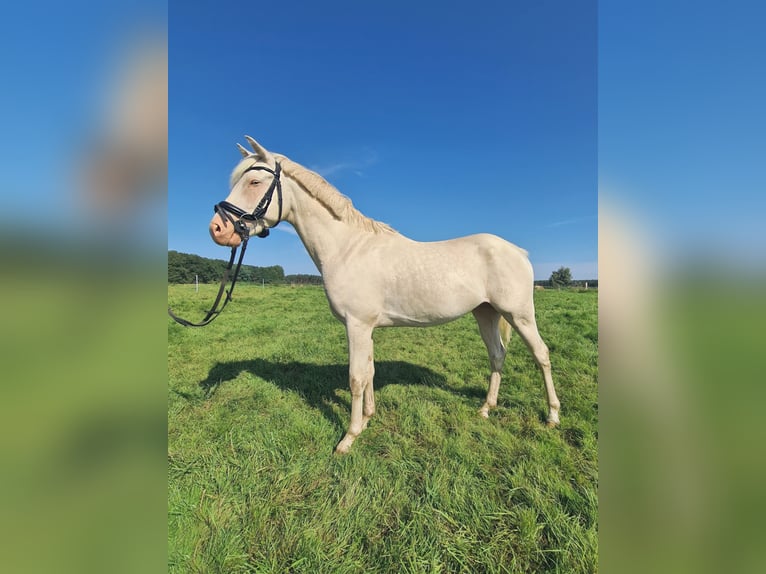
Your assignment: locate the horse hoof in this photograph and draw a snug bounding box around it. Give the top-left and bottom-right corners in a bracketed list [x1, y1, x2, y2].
[478, 408, 490, 419]
[335, 435, 355, 454]
[546, 418, 559, 428]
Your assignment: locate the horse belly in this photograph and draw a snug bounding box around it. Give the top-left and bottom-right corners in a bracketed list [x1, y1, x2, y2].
[324, 233, 528, 328]
[378, 248, 488, 327]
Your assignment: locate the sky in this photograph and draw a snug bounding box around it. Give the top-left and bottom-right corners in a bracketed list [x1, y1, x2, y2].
[599, 0, 766, 270]
[0, 2, 166, 216]
[168, 1, 598, 280]
[0, 1, 761, 279]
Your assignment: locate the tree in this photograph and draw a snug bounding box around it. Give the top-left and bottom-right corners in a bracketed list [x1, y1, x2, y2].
[167, 250, 284, 284]
[285, 274, 323, 285]
[550, 266, 572, 289]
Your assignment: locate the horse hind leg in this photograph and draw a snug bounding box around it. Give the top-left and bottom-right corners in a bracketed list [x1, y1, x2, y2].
[503, 309, 561, 426]
[472, 304, 510, 418]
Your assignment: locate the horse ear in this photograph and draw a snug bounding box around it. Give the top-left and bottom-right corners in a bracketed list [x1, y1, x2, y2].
[236, 143, 250, 158]
[244, 135, 273, 162]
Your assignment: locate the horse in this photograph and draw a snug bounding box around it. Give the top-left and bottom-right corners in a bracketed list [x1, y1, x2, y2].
[209, 136, 560, 453]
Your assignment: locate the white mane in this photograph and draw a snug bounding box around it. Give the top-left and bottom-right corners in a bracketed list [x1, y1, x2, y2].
[278, 156, 397, 235]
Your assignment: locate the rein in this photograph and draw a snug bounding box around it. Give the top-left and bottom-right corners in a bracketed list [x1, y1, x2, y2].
[167, 161, 282, 327]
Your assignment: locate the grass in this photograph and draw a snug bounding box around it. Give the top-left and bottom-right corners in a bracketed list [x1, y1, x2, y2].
[168, 284, 598, 573]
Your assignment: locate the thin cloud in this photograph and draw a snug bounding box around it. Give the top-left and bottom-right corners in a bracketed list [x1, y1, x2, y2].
[312, 161, 355, 177]
[310, 148, 379, 178]
[547, 215, 597, 228]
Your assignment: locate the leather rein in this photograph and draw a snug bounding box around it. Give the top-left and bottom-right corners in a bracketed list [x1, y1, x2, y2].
[167, 161, 282, 327]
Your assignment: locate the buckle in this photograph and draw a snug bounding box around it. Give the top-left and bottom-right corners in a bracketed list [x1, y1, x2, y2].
[233, 219, 250, 239]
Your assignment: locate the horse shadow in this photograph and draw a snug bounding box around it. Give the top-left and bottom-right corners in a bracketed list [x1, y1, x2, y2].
[198, 359, 488, 430]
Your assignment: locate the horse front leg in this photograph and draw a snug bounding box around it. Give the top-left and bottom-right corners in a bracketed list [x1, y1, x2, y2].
[336, 320, 375, 454]
[363, 375, 375, 424]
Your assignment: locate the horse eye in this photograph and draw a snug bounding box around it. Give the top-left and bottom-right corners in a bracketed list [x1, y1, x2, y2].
[250, 179, 259, 185]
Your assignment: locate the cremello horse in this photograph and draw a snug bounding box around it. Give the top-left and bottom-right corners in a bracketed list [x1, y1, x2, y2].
[209, 137, 560, 453]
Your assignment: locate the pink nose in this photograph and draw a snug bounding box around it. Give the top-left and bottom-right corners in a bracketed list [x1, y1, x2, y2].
[209, 213, 242, 247]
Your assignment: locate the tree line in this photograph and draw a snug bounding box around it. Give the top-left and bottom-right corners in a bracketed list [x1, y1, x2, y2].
[170, 254, 594, 289]
[168, 251, 314, 284]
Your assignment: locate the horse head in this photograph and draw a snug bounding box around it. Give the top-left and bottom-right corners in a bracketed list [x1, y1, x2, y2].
[209, 136, 283, 246]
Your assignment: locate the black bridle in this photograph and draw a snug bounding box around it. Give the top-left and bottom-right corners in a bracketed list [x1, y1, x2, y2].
[167, 161, 283, 327]
[214, 162, 283, 241]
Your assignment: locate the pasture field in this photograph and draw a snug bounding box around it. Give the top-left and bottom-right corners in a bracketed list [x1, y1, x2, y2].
[168, 285, 598, 573]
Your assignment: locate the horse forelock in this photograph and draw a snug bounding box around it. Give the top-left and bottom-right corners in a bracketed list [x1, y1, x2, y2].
[229, 156, 265, 188]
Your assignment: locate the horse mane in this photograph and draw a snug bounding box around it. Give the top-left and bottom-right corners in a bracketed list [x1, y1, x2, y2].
[276, 155, 397, 235]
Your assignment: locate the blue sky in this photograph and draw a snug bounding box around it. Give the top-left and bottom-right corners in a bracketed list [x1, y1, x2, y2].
[599, 0, 766, 269]
[1, 2, 762, 279]
[168, 1, 598, 279]
[0, 2, 166, 216]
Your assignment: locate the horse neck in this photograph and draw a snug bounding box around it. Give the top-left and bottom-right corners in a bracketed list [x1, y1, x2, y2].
[282, 178, 365, 274]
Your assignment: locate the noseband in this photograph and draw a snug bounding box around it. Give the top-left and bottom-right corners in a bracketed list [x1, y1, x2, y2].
[167, 161, 283, 327]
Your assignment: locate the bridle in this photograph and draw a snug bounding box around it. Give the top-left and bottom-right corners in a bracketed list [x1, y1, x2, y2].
[167, 161, 283, 327]
[214, 161, 283, 241]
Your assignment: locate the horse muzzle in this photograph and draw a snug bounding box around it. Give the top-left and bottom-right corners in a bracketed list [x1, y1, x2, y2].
[209, 212, 243, 247]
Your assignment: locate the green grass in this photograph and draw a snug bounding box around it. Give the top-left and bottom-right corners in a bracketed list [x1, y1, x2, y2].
[168, 285, 598, 573]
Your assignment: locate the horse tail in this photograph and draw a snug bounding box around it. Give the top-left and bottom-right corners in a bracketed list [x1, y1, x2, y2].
[499, 316, 512, 348]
